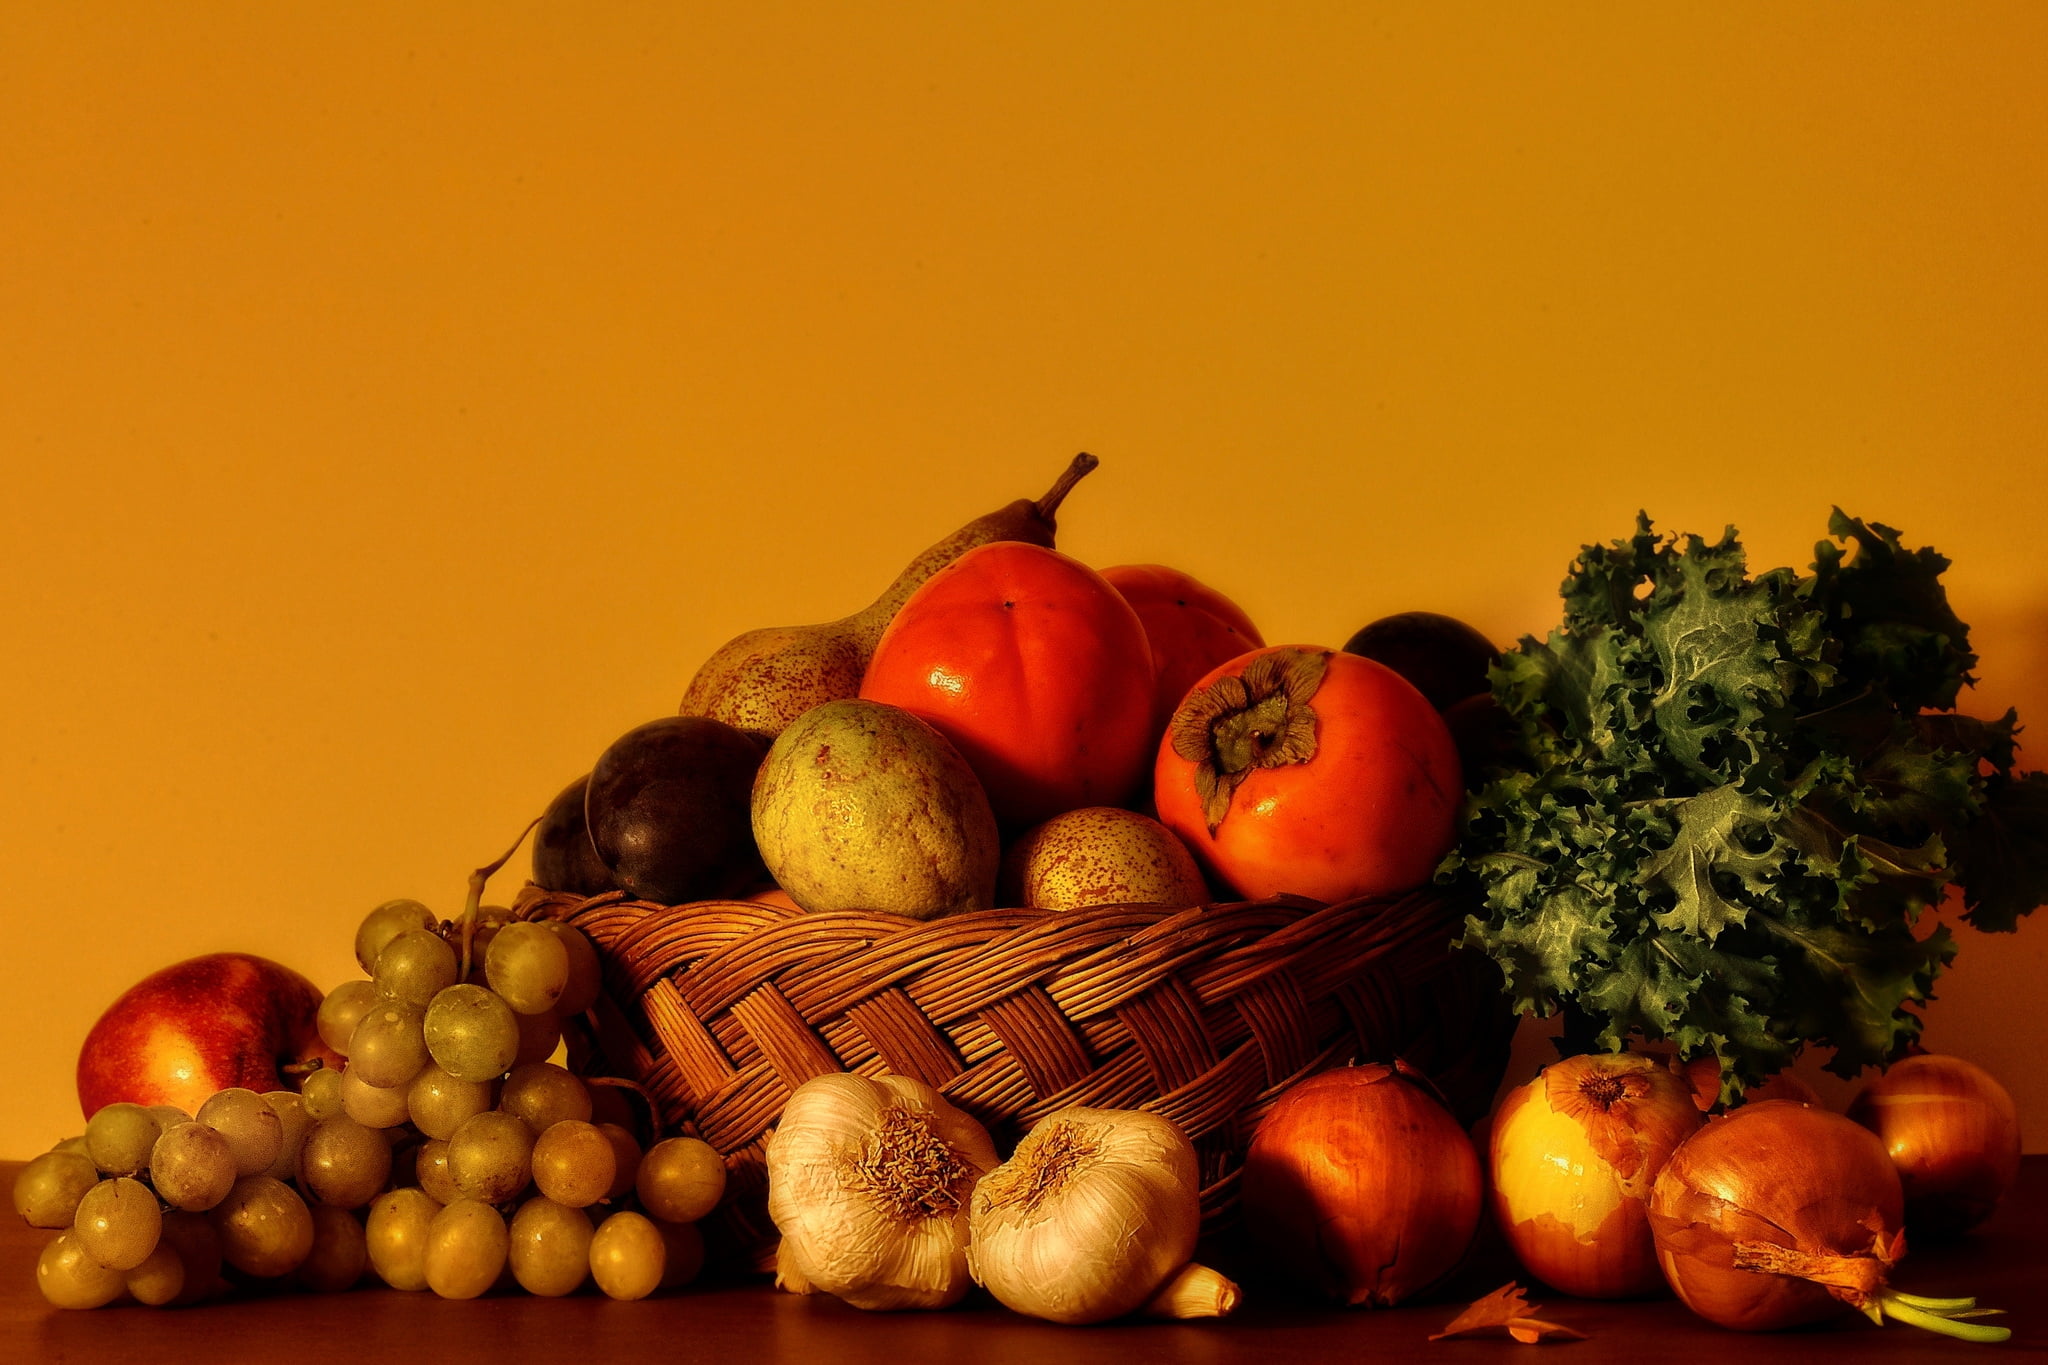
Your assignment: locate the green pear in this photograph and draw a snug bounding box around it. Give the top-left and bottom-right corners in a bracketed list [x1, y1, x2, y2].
[680, 453, 1097, 737]
[751, 699, 999, 920]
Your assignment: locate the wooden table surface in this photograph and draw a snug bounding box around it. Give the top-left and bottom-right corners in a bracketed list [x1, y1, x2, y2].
[3, 1157, 2041, 1363]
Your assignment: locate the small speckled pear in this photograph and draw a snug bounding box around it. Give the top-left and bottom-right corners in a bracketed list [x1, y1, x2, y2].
[680, 453, 1098, 737]
[751, 698, 1001, 920]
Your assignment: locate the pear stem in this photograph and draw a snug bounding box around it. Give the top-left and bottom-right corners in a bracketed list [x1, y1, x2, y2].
[1035, 452, 1099, 522]
[458, 815, 543, 981]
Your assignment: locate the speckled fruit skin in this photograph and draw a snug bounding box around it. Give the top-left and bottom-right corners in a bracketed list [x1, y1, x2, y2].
[997, 806, 1210, 910]
[76, 953, 342, 1119]
[750, 698, 1001, 919]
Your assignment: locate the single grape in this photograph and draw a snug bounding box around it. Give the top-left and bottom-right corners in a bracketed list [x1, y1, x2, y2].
[595, 1123, 643, 1201]
[486, 922, 571, 1015]
[423, 984, 519, 1083]
[658, 1218, 706, 1289]
[529, 1120, 615, 1208]
[499, 1063, 592, 1135]
[261, 1090, 314, 1181]
[150, 1120, 237, 1212]
[588, 1081, 646, 1135]
[408, 1064, 495, 1142]
[196, 1088, 284, 1178]
[317, 979, 381, 1056]
[588, 1209, 666, 1300]
[339, 1067, 414, 1129]
[84, 1101, 162, 1176]
[297, 1115, 394, 1208]
[147, 1104, 194, 1131]
[346, 1000, 431, 1090]
[415, 1139, 462, 1205]
[423, 1199, 508, 1300]
[512, 1008, 564, 1068]
[508, 1196, 593, 1297]
[36, 1230, 127, 1309]
[301, 1067, 347, 1120]
[448, 1111, 534, 1205]
[544, 921, 605, 1018]
[636, 1136, 726, 1224]
[297, 1204, 370, 1292]
[459, 906, 519, 986]
[365, 1187, 442, 1291]
[13, 1149, 100, 1228]
[209, 1176, 315, 1277]
[124, 1240, 187, 1306]
[355, 898, 438, 974]
[375, 928, 459, 1008]
[158, 1209, 223, 1305]
[73, 1175, 163, 1270]
[51, 1135, 92, 1158]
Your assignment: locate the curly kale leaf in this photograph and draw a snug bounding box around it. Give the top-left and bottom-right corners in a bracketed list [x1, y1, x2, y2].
[1442, 511, 2044, 1102]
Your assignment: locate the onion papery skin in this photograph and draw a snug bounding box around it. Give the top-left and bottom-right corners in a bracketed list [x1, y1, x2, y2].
[1648, 1100, 1905, 1333]
[1847, 1054, 2022, 1239]
[1490, 1053, 1703, 1299]
[1240, 1064, 1483, 1308]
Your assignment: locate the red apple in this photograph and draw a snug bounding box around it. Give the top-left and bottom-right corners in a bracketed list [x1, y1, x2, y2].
[1099, 564, 1265, 733]
[76, 952, 344, 1119]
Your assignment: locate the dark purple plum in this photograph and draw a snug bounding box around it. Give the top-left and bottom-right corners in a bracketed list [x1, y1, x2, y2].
[1341, 611, 1501, 713]
[530, 774, 617, 898]
[585, 716, 771, 905]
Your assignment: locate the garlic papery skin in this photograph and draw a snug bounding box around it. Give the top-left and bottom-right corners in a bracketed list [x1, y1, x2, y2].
[765, 1072, 998, 1311]
[966, 1106, 1202, 1325]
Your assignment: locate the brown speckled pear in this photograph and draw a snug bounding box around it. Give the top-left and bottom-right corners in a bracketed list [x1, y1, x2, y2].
[680, 453, 1099, 737]
[751, 698, 1001, 919]
[996, 806, 1211, 911]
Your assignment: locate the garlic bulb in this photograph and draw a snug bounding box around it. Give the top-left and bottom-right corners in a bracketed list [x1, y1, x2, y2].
[765, 1072, 998, 1310]
[967, 1106, 1207, 1324]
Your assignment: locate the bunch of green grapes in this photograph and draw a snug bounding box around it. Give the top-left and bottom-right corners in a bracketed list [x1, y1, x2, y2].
[17, 898, 728, 1307]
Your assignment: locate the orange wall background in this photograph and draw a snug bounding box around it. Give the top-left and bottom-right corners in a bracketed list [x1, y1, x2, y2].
[5, 5, 2046, 1156]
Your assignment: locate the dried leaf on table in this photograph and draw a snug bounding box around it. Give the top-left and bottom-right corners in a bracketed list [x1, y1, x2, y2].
[1430, 1281, 1587, 1344]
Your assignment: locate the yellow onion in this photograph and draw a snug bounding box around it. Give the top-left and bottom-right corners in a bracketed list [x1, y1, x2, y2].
[1648, 1100, 2007, 1342]
[1489, 1052, 1702, 1298]
[1847, 1053, 2022, 1238]
[1240, 1064, 1482, 1307]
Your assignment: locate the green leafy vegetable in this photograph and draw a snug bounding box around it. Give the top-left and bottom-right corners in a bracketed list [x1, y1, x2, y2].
[1440, 510, 2048, 1101]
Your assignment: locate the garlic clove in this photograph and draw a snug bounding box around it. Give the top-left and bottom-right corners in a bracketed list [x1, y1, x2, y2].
[1141, 1262, 1242, 1319]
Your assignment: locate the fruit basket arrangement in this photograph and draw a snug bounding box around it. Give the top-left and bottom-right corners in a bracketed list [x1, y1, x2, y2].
[514, 884, 1516, 1263]
[21, 454, 2045, 1340]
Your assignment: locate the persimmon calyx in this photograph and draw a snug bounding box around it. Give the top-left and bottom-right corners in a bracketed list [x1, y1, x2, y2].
[1169, 647, 1328, 833]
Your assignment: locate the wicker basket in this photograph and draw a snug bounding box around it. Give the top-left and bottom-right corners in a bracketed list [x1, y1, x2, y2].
[514, 885, 1515, 1265]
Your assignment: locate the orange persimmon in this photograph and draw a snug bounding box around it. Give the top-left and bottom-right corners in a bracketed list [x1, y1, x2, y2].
[860, 542, 1156, 829]
[1153, 645, 1461, 902]
[1099, 563, 1265, 736]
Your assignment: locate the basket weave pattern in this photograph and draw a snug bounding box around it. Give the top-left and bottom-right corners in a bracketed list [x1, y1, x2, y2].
[516, 886, 1513, 1259]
